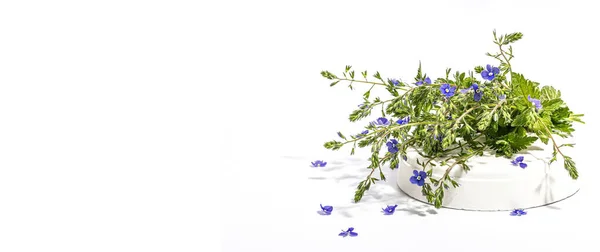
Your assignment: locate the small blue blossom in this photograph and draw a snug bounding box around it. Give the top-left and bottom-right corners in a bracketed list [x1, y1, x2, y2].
[460, 88, 469, 94]
[435, 134, 444, 142]
[471, 83, 483, 102]
[446, 114, 453, 120]
[510, 209, 527, 216]
[410, 170, 427, 187]
[481, 64, 500, 81]
[386, 139, 399, 153]
[498, 94, 506, 100]
[416, 77, 432, 86]
[439, 83, 457, 98]
[339, 227, 358, 237]
[528, 95, 542, 110]
[371, 117, 390, 126]
[390, 78, 400, 86]
[382, 204, 398, 215]
[355, 130, 369, 138]
[396, 116, 410, 125]
[311, 160, 327, 167]
[511, 156, 527, 168]
[318, 204, 333, 215]
[402, 155, 408, 161]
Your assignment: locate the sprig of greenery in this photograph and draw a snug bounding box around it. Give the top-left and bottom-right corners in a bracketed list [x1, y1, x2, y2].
[321, 31, 584, 207]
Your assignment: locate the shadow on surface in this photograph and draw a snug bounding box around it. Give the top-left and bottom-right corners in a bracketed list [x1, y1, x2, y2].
[299, 155, 438, 218]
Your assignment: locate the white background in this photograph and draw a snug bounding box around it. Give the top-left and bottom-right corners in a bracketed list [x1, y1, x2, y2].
[0, 0, 598, 252]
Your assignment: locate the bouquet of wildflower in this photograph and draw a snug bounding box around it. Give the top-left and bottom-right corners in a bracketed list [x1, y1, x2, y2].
[321, 31, 584, 208]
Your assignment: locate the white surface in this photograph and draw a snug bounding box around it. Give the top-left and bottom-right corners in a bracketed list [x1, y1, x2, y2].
[216, 1, 600, 252]
[397, 140, 579, 210]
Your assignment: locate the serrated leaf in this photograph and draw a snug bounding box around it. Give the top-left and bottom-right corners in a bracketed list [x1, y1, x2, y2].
[540, 86, 561, 100]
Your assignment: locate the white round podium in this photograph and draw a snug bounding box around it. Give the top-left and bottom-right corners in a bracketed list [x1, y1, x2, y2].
[396, 140, 580, 211]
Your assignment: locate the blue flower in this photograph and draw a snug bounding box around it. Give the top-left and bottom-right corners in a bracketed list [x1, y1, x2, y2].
[311, 160, 327, 167]
[471, 83, 483, 102]
[511, 156, 527, 168]
[390, 78, 400, 86]
[510, 209, 527, 216]
[435, 134, 444, 142]
[371, 117, 390, 126]
[355, 130, 369, 138]
[386, 139, 399, 153]
[410, 170, 427, 187]
[528, 95, 542, 110]
[481, 64, 500, 81]
[416, 77, 432, 86]
[339, 227, 358, 237]
[396, 116, 410, 125]
[318, 204, 333, 215]
[459, 88, 469, 94]
[446, 114, 453, 120]
[382, 204, 398, 215]
[498, 94, 506, 100]
[439, 83, 456, 98]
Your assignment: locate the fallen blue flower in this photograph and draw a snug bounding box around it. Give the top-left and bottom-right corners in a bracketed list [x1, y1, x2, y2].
[339, 227, 358, 237]
[511, 156, 527, 168]
[382, 204, 398, 215]
[311, 160, 327, 167]
[510, 209, 527, 216]
[318, 204, 333, 215]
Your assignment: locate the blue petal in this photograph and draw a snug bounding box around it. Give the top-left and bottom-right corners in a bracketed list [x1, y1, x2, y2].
[492, 67, 500, 74]
[486, 64, 492, 72]
[471, 83, 479, 90]
[474, 92, 482, 102]
[321, 162, 327, 167]
[349, 231, 358, 237]
[415, 81, 423, 86]
[417, 178, 425, 187]
[346, 227, 354, 232]
[516, 156, 524, 162]
[481, 71, 490, 80]
[511, 160, 518, 165]
[409, 176, 418, 185]
[419, 171, 428, 178]
[311, 162, 316, 167]
[412, 170, 419, 176]
[339, 231, 348, 237]
[425, 77, 432, 84]
[519, 163, 527, 169]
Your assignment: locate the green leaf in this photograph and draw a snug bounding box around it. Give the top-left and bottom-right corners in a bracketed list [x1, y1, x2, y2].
[474, 66, 484, 73]
[511, 72, 540, 99]
[540, 86, 561, 100]
[541, 98, 563, 113]
[477, 113, 493, 131]
[330, 80, 340, 87]
[564, 156, 578, 179]
[511, 110, 535, 127]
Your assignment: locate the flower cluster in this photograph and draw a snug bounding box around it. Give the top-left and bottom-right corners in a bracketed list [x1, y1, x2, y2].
[321, 31, 583, 209]
[511, 156, 527, 168]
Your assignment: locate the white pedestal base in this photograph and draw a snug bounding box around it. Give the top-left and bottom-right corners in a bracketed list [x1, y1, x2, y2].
[396, 141, 579, 211]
